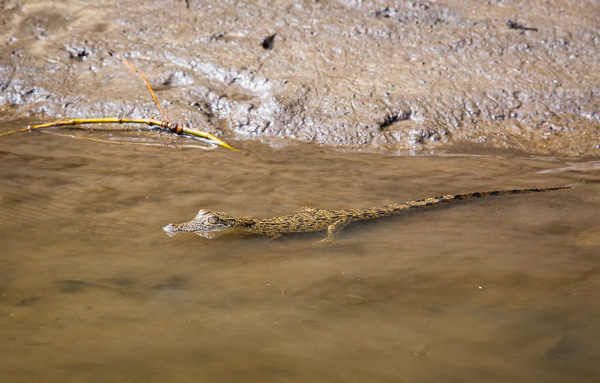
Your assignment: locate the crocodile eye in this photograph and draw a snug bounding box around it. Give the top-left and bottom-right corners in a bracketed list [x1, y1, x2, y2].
[207, 216, 219, 224]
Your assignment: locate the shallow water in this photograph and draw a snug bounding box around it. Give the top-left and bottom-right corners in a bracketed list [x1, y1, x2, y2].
[1, 123, 599, 382]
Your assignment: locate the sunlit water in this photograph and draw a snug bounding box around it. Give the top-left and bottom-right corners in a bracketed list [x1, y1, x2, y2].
[1, 123, 599, 382]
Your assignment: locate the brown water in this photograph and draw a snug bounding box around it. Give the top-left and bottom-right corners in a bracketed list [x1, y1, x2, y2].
[1, 123, 599, 382]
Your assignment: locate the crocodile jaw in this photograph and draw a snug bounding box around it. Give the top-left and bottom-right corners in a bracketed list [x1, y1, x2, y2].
[163, 209, 236, 237]
[162, 224, 226, 239]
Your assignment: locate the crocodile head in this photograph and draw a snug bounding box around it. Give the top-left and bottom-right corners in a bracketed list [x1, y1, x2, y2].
[163, 209, 237, 238]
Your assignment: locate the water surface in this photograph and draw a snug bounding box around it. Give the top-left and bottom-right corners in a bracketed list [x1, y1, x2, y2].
[1, 124, 599, 382]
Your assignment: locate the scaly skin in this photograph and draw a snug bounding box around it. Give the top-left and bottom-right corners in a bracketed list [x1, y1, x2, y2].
[163, 186, 571, 241]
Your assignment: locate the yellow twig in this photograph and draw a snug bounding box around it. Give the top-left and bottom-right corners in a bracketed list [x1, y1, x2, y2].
[0, 118, 238, 151]
[0, 126, 30, 137]
[0, 51, 239, 151]
[108, 51, 171, 123]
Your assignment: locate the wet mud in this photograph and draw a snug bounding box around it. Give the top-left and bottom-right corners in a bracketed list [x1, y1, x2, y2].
[1, 0, 599, 156]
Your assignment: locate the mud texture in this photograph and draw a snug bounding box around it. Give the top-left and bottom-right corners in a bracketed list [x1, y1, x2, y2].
[1, 0, 599, 156]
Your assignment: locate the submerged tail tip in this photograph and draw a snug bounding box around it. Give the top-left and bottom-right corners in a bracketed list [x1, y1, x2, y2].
[529, 185, 572, 192]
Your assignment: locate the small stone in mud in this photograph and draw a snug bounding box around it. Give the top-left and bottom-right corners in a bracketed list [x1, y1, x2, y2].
[261, 33, 276, 50]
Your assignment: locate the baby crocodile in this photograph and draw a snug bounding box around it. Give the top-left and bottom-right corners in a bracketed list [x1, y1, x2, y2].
[163, 186, 571, 242]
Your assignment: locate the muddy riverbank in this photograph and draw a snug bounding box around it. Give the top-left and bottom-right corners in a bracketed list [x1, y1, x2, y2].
[1, 0, 599, 156]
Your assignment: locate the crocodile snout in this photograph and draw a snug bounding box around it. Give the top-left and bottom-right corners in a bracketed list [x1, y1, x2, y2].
[162, 223, 178, 233]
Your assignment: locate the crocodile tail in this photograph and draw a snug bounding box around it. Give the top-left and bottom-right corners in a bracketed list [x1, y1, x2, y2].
[383, 185, 573, 214]
[442, 186, 572, 203]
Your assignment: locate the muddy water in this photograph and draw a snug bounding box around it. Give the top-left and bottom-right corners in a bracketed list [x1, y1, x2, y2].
[1, 123, 599, 382]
